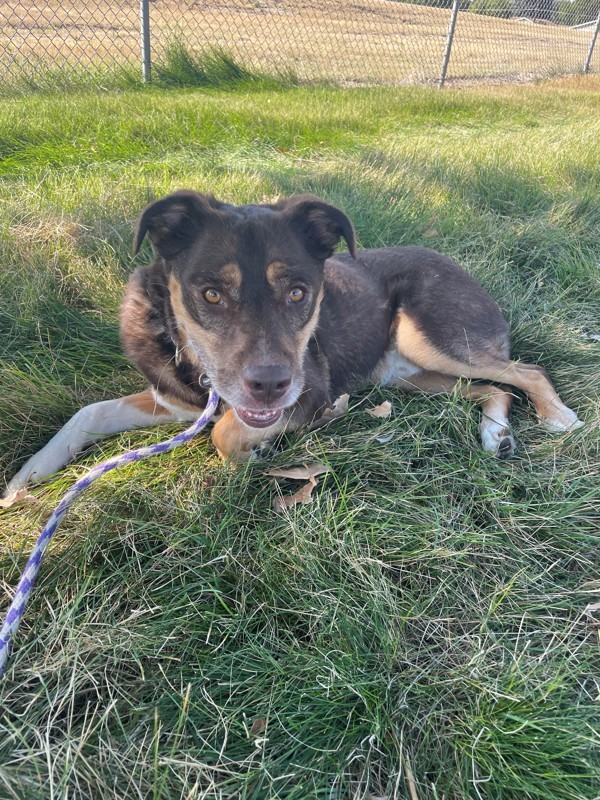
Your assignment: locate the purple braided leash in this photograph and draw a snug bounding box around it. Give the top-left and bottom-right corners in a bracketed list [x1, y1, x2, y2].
[0, 387, 219, 677]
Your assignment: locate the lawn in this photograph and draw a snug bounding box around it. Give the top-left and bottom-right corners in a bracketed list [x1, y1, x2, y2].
[0, 75, 599, 799]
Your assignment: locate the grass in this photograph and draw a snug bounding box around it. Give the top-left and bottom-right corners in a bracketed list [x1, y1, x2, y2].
[152, 43, 301, 90]
[0, 46, 301, 97]
[0, 74, 599, 799]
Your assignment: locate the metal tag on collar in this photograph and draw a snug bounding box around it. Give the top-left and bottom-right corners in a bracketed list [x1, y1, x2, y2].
[199, 373, 212, 389]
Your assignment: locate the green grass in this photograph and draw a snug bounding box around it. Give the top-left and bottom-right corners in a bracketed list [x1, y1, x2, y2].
[153, 43, 301, 91]
[0, 47, 301, 98]
[0, 75, 599, 799]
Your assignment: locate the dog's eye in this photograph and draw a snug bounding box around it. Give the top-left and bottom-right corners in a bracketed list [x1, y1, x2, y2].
[203, 289, 222, 305]
[288, 288, 304, 303]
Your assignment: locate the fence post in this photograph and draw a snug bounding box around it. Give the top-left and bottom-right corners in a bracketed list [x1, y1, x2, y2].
[439, 0, 461, 88]
[583, 9, 600, 73]
[140, 0, 152, 82]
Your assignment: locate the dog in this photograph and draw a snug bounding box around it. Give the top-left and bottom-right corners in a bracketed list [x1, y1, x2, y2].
[3, 190, 583, 502]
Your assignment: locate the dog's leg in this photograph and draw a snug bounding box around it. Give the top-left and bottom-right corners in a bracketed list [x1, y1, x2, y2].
[466, 383, 515, 458]
[417, 361, 582, 433]
[396, 371, 516, 457]
[476, 361, 583, 433]
[3, 391, 199, 501]
[394, 312, 583, 434]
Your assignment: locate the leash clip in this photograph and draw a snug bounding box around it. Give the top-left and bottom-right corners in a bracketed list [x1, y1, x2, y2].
[199, 373, 212, 389]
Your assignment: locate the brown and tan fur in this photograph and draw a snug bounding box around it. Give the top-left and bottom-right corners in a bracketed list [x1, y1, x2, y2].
[3, 191, 582, 502]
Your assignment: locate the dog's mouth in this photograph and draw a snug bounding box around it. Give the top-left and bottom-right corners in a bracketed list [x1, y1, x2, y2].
[234, 407, 283, 429]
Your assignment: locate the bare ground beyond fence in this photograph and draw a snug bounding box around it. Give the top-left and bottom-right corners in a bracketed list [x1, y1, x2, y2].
[1, 0, 599, 88]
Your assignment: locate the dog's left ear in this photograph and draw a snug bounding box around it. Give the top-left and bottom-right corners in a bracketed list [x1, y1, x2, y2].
[280, 196, 356, 260]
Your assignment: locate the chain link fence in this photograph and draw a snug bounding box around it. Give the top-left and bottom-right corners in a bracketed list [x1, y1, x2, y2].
[1, 0, 599, 89]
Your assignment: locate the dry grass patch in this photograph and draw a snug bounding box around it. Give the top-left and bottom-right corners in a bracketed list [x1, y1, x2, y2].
[1, 0, 598, 87]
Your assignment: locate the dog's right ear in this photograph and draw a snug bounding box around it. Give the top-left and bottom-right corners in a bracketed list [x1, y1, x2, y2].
[132, 190, 220, 258]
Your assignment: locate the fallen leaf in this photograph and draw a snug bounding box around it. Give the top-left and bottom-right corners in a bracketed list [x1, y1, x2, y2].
[250, 718, 267, 736]
[366, 400, 393, 418]
[584, 600, 600, 614]
[267, 462, 331, 481]
[273, 480, 316, 512]
[583, 333, 600, 342]
[0, 488, 34, 508]
[310, 393, 349, 428]
[331, 393, 349, 414]
[375, 432, 395, 444]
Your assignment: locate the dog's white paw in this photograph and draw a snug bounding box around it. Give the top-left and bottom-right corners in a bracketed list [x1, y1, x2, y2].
[3, 424, 84, 500]
[0, 487, 34, 509]
[4, 465, 34, 499]
[481, 416, 516, 459]
[3, 452, 64, 500]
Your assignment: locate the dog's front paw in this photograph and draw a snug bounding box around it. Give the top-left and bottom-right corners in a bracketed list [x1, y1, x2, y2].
[3, 443, 73, 500]
[2, 456, 51, 506]
[4, 460, 47, 501]
[0, 487, 35, 509]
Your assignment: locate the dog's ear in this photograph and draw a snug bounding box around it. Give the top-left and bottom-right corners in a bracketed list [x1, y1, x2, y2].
[132, 190, 220, 258]
[280, 196, 356, 260]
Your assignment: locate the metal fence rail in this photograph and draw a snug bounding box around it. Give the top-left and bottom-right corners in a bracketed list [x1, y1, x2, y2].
[1, 0, 599, 89]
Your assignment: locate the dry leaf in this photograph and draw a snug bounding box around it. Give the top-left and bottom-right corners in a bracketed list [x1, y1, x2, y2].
[273, 480, 316, 512]
[0, 488, 34, 509]
[250, 718, 267, 736]
[267, 463, 331, 481]
[331, 393, 349, 414]
[585, 600, 600, 614]
[365, 400, 392, 418]
[310, 393, 349, 428]
[270, 462, 333, 512]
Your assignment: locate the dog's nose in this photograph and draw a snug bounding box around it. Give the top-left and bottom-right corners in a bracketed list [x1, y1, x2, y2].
[243, 365, 292, 404]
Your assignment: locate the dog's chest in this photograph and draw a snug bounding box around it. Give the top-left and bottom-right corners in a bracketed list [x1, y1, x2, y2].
[371, 348, 422, 386]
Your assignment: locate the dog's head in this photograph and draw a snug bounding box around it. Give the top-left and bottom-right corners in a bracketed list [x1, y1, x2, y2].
[133, 190, 355, 429]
